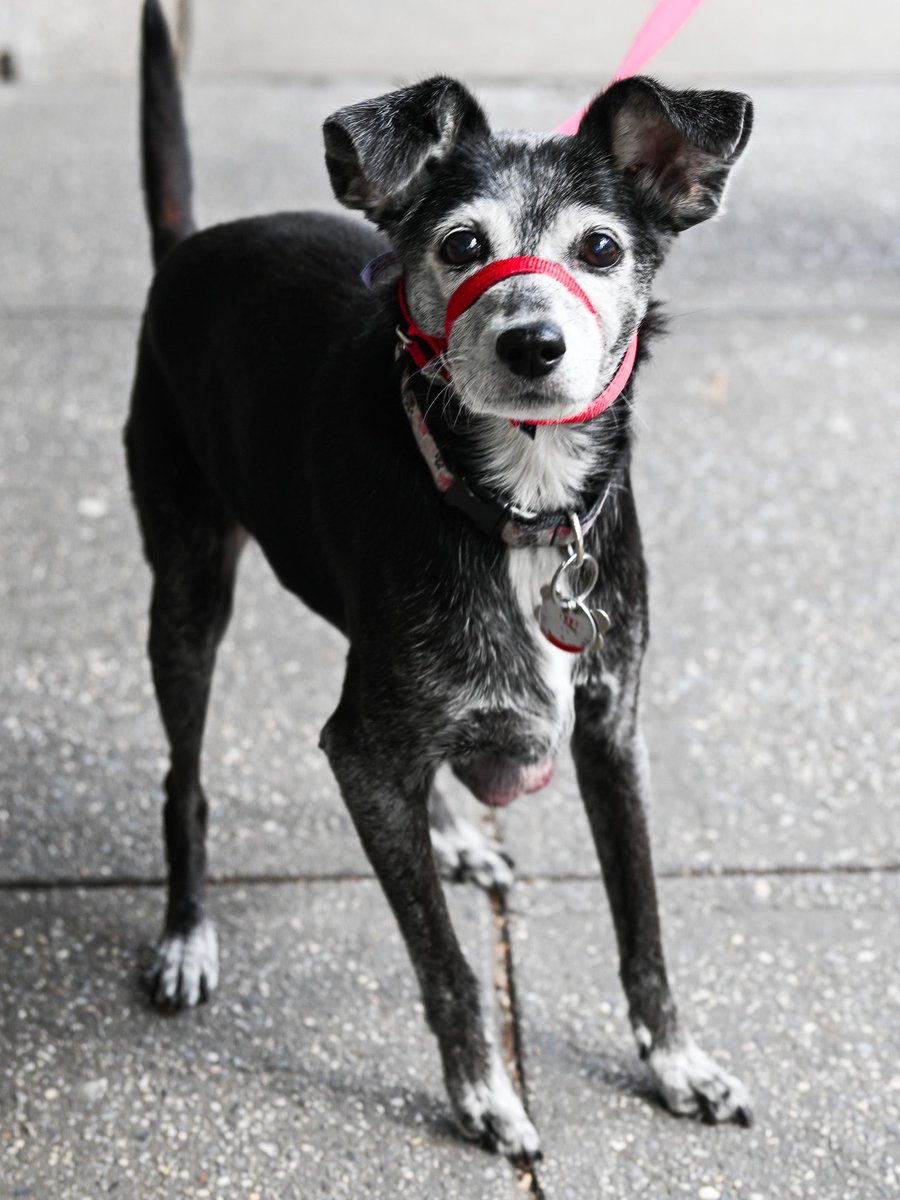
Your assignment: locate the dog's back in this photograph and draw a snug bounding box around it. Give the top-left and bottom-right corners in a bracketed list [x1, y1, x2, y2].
[133, 209, 395, 616]
[135, 2, 399, 618]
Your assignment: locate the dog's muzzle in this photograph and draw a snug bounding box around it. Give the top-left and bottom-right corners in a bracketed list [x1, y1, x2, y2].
[397, 256, 638, 427]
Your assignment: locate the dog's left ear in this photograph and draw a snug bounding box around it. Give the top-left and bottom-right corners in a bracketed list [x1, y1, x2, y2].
[323, 77, 490, 220]
[577, 76, 753, 231]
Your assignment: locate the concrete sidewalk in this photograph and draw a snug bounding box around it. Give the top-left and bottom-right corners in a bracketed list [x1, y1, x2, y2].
[3, 0, 900, 82]
[1, 71, 899, 1199]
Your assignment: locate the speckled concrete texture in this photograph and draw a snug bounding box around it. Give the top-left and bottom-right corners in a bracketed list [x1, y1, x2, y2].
[1, 56, 899, 1200]
[0, 882, 516, 1198]
[509, 874, 900, 1199]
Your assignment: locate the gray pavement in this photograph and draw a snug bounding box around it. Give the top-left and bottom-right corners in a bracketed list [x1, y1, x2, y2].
[1, 882, 512, 1199]
[2, 69, 899, 1200]
[512, 874, 900, 1199]
[4, 0, 900, 82]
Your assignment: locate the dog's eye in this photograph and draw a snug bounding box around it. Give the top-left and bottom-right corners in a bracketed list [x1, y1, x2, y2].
[439, 229, 485, 266]
[578, 232, 622, 269]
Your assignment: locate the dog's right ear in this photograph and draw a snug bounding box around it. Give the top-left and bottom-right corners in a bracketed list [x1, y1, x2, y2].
[323, 77, 490, 219]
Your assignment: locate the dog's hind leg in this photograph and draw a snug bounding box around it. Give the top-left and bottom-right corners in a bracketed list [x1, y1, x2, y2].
[321, 683, 540, 1160]
[144, 519, 243, 1009]
[428, 784, 514, 894]
[125, 380, 244, 1010]
[572, 674, 753, 1126]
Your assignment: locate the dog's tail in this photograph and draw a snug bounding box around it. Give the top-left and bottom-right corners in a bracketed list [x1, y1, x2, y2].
[140, 0, 195, 267]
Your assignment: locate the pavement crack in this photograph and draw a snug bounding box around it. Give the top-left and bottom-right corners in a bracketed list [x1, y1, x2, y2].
[1, 858, 896, 894]
[0, 870, 374, 892]
[485, 818, 546, 1199]
[517, 861, 900, 884]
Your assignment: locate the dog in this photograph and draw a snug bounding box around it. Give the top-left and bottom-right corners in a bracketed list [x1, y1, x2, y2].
[125, 0, 754, 1159]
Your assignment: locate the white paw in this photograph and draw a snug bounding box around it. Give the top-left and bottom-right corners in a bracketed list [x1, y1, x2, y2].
[646, 1033, 752, 1126]
[149, 920, 219, 1010]
[431, 818, 514, 894]
[452, 1053, 542, 1160]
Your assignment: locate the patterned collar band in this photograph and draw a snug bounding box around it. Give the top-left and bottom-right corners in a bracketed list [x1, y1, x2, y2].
[400, 375, 613, 548]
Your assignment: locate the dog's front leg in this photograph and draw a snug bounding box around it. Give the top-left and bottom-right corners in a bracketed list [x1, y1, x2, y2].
[572, 671, 752, 1126]
[321, 697, 540, 1160]
[428, 784, 514, 894]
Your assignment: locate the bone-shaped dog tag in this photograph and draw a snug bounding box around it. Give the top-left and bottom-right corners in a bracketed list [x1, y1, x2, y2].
[591, 607, 611, 635]
[535, 587, 599, 654]
[586, 606, 611, 653]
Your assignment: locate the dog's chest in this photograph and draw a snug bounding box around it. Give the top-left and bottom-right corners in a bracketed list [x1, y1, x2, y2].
[469, 545, 576, 747]
[507, 544, 576, 687]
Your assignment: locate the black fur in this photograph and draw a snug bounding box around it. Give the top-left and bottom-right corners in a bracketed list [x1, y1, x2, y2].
[125, 0, 753, 1157]
[141, 0, 194, 265]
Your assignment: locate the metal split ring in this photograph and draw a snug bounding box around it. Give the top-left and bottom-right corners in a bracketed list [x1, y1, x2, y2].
[566, 509, 585, 566]
[550, 546, 599, 604]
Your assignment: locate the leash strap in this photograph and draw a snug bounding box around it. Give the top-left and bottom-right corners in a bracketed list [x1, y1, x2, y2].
[555, 0, 707, 135]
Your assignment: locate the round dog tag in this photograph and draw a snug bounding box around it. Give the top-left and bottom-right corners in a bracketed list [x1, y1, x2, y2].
[535, 592, 599, 653]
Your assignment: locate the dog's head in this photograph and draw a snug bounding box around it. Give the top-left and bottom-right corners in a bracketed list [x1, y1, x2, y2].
[324, 76, 752, 423]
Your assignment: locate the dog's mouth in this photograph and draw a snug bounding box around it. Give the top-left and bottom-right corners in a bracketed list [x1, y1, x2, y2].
[467, 394, 595, 425]
[455, 376, 597, 424]
[451, 755, 556, 807]
[448, 337, 608, 424]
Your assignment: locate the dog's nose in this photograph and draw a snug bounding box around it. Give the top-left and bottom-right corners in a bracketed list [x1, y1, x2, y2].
[496, 323, 566, 378]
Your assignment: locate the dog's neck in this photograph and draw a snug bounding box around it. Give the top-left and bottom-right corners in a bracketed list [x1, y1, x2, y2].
[409, 372, 632, 519]
[397, 306, 661, 521]
[460, 304, 665, 514]
[469, 417, 616, 512]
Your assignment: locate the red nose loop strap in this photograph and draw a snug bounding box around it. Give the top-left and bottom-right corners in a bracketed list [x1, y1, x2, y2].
[522, 330, 638, 425]
[444, 256, 598, 341]
[396, 255, 638, 427]
[397, 283, 447, 371]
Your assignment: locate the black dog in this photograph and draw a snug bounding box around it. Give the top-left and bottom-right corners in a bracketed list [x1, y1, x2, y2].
[126, 0, 753, 1158]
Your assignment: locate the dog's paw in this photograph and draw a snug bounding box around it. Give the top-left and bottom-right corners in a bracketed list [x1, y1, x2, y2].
[646, 1033, 752, 1127]
[430, 818, 514, 894]
[451, 1057, 542, 1161]
[148, 919, 219, 1011]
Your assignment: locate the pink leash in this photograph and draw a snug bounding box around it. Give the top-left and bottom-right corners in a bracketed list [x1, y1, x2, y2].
[555, 0, 707, 135]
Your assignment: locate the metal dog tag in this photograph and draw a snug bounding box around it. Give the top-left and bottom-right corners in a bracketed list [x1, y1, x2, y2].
[535, 588, 599, 653]
[534, 544, 612, 655]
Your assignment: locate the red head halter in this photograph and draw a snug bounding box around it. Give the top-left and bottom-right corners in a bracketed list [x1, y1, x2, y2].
[397, 255, 638, 426]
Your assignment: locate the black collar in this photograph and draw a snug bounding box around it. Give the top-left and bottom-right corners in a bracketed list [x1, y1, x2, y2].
[401, 368, 614, 548]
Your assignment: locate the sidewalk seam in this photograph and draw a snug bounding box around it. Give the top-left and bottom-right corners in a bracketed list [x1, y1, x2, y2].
[1, 859, 896, 893]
